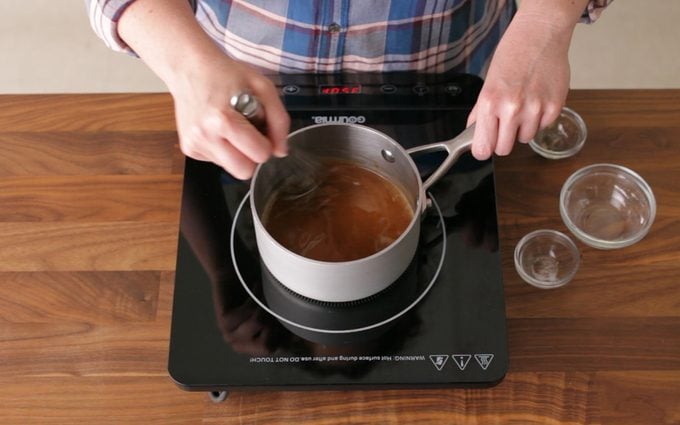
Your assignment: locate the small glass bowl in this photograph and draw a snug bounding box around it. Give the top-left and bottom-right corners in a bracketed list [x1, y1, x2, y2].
[560, 164, 656, 249]
[529, 107, 587, 159]
[514, 230, 580, 289]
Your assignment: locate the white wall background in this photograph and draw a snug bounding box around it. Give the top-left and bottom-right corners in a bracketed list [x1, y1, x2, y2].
[1, 0, 679, 94]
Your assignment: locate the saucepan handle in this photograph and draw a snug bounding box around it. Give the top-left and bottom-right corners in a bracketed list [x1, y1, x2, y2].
[406, 123, 476, 192]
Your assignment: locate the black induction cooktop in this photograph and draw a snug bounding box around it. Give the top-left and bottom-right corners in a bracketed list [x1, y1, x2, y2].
[168, 73, 507, 399]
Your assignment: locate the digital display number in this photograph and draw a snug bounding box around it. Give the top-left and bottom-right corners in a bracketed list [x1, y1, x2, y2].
[319, 84, 362, 95]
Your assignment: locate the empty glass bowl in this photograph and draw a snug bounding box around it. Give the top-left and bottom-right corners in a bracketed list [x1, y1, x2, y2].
[529, 107, 587, 159]
[514, 230, 580, 289]
[560, 164, 656, 249]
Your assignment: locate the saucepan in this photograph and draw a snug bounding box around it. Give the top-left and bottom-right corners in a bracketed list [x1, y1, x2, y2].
[260, 253, 419, 345]
[249, 122, 475, 303]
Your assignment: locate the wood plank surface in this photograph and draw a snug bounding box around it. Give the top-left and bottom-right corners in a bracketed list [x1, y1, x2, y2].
[204, 373, 600, 425]
[0, 132, 179, 176]
[0, 91, 679, 424]
[0, 271, 160, 322]
[0, 175, 181, 221]
[0, 94, 175, 132]
[0, 377, 205, 425]
[597, 371, 680, 425]
[0, 222, 178, 271]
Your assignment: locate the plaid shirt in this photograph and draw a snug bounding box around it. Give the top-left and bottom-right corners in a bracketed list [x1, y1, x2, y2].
[87, 0, 611, 76]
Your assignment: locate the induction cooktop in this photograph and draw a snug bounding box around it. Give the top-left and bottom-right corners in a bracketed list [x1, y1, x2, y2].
[168, 72, 507, 401]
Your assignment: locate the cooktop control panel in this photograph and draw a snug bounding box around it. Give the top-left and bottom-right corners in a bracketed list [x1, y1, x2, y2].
[266, 72, 483, 110]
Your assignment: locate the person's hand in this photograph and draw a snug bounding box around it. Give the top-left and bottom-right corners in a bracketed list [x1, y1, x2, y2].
[117, 0, 291, 179]
[467, 8, 576, 160]
[169, 56, 290, 179]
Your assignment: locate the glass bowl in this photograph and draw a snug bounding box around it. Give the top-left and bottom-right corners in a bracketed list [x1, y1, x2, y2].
[529, 107, 587, 159]
[560, 164, 656, 249]
[514, 230, 580, 289]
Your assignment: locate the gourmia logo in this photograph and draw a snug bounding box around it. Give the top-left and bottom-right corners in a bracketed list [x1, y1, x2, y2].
[311, 116, 367, 124]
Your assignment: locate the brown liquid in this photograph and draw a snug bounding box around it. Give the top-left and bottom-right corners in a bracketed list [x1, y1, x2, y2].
[262, 159, 414, 262]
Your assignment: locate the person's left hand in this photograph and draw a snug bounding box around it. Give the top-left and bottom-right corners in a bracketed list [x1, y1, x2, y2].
[467, 11, 574, 160]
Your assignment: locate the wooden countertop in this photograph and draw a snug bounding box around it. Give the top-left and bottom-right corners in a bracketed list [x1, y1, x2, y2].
[0, 90, 679, 424]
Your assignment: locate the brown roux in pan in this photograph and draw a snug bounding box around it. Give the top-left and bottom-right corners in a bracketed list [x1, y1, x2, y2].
[262, 159, 414, 262]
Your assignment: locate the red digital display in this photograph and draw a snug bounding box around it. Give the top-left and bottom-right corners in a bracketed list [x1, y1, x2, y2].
[319, 84, 362, 95]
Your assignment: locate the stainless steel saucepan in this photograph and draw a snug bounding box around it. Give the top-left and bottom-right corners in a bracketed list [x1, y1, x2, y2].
[249, 123, 475, 302]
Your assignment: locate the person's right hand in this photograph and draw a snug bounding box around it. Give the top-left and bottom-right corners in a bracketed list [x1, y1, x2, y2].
[117, 0, 289, 179]
[169, 55, 290, 179]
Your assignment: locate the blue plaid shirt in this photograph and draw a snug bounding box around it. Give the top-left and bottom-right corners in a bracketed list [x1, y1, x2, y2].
[87, 0, 610, 76]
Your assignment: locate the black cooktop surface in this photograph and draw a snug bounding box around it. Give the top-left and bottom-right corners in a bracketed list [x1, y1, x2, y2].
[168, 73, 507, 393]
